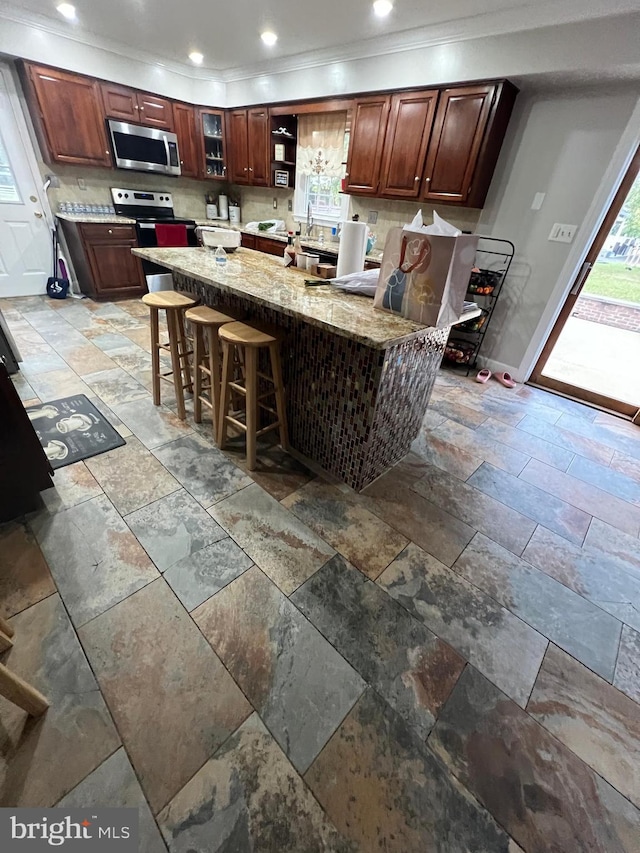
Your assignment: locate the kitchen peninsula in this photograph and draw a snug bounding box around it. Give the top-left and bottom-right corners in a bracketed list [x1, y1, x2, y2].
[133, 246, 476, 490]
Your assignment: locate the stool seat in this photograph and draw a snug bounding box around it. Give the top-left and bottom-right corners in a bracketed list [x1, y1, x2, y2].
[219, 321, 282, 348]
[142, 291, 196, 310]
[186, 306, 237, 326]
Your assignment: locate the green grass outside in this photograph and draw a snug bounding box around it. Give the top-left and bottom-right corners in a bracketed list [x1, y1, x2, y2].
[583, 260, 640, 304]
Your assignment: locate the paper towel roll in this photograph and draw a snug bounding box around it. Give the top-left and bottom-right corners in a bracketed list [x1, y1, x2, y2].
[337, 221, 368, 278]
[218, 195, 229, 221]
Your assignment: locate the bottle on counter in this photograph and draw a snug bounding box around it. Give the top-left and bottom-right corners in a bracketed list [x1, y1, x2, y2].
[214, 246, 228, 266]
[293, 234, 302, 263]
[283, 232, 295, 267]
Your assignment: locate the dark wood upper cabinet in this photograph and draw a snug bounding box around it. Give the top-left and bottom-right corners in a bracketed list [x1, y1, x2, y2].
[22, 64, 112, 168]
[344, 96, 391, 195]
[173, 102, 200, 178]
[421, 82, 517, 207]
[101, 83, 173, 129]
[379, 90, 438, 199]
[228, 108, 269, 186]
[199, 109, 227, 180]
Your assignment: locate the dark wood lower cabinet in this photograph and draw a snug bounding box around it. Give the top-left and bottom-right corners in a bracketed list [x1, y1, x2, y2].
[241, 232, 284, 257]
[60, 221, 147, 299]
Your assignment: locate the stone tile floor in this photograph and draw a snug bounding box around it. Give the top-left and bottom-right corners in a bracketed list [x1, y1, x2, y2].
[1, 293, 640, 852]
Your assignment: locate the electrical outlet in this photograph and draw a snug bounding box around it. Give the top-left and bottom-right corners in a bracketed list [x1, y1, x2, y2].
[45, 173, 60, 189]
[273, 197, 278, 209]
[548, 223, 577, 243]
[287, 199, 293, 212]
[368, 210, 378, 225]
[77, 178, 87, 191]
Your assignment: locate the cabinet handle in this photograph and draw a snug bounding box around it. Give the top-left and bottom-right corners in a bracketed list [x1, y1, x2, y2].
[249, 167, 253, 172]
[424, 177, 431, 183]
[135, 105, 139, 110]
[414, 176, 420, 181]
[108, 229, 113, 234]
[244, 167, 248, 171]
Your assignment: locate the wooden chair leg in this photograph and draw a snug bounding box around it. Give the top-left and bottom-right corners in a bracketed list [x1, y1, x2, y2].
[168, 311, 186, 420]
[193, 325, 203, 424]
[177, 313, 193, 395]
[245, 347, 258, 471]
[0, 616, 14, 638]
[0, 630, 13, 653]
[207, 326, 222, 443]
[218, 341, 234, 450]
[269, 342, 289, 451]
[150, 307, 161, 406]
[0, 663, 49, 717]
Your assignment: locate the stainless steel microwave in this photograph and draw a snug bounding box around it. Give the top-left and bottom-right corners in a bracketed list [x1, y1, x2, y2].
[107, 120, 181, 176]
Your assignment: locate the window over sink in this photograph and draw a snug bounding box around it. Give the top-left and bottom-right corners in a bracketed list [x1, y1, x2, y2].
[294, 112, 350, 227]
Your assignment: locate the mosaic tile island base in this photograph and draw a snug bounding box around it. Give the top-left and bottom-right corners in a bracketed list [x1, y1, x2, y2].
[134, 247, 472, 490]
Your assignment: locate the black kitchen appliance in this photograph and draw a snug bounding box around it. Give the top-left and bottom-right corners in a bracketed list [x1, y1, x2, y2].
[108, 120, 181, 176]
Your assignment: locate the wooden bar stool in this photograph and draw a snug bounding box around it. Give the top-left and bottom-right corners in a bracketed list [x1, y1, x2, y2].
[185, 306, 239, 442]
[0, 615, 49, 717]
[218, 322, 289, 470]
[142, 291, 198, 420]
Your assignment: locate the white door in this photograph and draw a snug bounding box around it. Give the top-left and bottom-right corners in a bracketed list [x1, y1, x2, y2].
[0, 65, 51, 298]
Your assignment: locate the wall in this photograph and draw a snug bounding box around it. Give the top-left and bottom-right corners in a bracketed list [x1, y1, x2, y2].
[476, 84, 639, 377]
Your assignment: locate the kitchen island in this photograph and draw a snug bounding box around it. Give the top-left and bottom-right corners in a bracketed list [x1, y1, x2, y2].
[133, 246, 475, 491]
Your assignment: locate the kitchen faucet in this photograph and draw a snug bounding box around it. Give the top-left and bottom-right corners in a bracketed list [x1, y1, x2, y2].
[306, 203, 314, 237]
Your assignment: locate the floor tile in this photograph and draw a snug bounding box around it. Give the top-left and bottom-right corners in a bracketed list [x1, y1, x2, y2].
[454, 534, 621, 679]
[122, 325, 153, 352]
[431, 419, 529, 475]
[282, 479, 409, 579]
[412, 464, 536, 555]
[611, 450, 640, 482]
[0, 595, 120, 807]
[411, 430, 483, 480]
[378, 543, 547, 706]
[30, 493, 158, 627]
[58, 749, 168, 853]
[164, 537, 253, 611]
[477, 416, 574, 471]
[515, 384, 598, 421]
[419, 408, 449, 431]
[108, 346, 154, 375]
[83, 367, 149, 407]
[233, 442, 315, 501]
[88, 331, 136, 351]
[57, 304, 109, 332]
[614, 625, 640, 704]
[584, 518, 640, 579]
[58, 343, 117, 376]
[569, 454, 640, 507]
[210, 482, 335, 594]
[292, 555, 464, 739]
[158, 713, 355, 853]
[20, 349, 68, 375]
[528, 645, 640, 807]
[556, 412, 640, 461]
[41, 461, 103, 514]
[111, 397, 193, 450]
[89, 395, 133, 438]
[428, 395, 489, 429]
[153, 434, 252, 509]
[448, 384, 564, 426]
[0, 520, 55, 618]
[10, 372, 36, 402]
[520, 458, 640, 537]
[305, 688, 518, 853]
[193, 566, 364, 773]
[429, 666, 640, 853]
[93, 303, 144, 330]
[517, 414, 614, 465]
[360, 456, 475, 567]
[86, 437, 180, 515]
[79, 578, 251, 814]
[125, 489, 227, 572]
[28, 368, 92, 402]
[468, 462, 591, 545]
[523, 525, 640, 631]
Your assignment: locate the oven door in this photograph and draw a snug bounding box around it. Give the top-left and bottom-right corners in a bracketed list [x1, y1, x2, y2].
[108, 120, 181, 176]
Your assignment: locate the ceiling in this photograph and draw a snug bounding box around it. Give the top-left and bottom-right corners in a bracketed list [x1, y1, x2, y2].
[3, 0, 640, 77]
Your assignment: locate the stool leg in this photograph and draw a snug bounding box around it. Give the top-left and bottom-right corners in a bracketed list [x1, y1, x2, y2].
[177, 313, 193, 395]
[269, 342, 289, 451]
[245, 347, 258, 471]
[218, 341, 234, 450]
[150, 307, 161, 406]
[0, 616, 14, 638]
[193, 325, 203, 424]
[0, 663, 49, 717]
[168, 312, 187, 420]
[0, 630, 13, 653]
[207, 326, 222, 443]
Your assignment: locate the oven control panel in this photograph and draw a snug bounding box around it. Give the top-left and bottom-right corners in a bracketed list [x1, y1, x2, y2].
[110, 188, 173, 209]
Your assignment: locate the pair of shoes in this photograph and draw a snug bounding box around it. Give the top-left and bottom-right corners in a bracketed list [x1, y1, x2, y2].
[475, 369, 517, 388]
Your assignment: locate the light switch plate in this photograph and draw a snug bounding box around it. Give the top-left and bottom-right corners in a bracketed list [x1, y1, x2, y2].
[368, 210, 378, 225]
[548, 223, 577, 243]
[77, 178, 87, 191]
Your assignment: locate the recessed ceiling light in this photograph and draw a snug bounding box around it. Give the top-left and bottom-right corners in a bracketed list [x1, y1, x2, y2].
[261, 31, 278, 47]
[373, 0, 393, 17]
[189, 51, 204, 65]
[56, 3, 76, 19]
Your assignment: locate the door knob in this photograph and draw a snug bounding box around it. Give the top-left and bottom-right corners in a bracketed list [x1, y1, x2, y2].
[34, 211, 43, 218]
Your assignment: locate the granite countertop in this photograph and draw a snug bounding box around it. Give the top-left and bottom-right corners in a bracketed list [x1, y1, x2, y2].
[132, 246, 478, 349]
[57, 213, 136, 224]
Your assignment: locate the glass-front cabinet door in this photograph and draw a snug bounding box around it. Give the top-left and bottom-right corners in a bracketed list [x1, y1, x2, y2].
[200, 110, 227, 180]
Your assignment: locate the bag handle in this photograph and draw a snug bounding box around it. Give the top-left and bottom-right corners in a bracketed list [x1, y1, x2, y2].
[398, 234, 430, 274]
